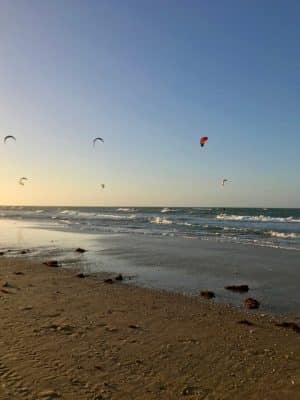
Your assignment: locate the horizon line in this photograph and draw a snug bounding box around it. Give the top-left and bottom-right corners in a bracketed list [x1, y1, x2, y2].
[0, 204, 299, 209]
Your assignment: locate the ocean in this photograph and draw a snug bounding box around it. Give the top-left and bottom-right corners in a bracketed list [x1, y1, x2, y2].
[0, 206, 299, 251]
[0, 207, 299, 315]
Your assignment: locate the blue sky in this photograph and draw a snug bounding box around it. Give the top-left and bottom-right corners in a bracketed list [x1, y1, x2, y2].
[0, 0, 299, 206]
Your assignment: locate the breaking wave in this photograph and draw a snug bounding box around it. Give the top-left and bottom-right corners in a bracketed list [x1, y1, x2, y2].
[265, 231, 298, 239]
[151, 217, 173, 225]
[161, 208, 177, 213]
[216, 214, 300, 223]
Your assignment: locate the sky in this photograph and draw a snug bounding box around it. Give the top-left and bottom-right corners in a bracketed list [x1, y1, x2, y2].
[0, 0, 299, 207]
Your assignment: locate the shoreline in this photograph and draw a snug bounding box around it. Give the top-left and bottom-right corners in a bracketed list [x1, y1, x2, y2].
[0, 257, 299, 399]
[0, 217, 300, 316]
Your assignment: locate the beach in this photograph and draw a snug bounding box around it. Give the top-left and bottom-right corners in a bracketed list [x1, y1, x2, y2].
[0, 215, 299, 316]
[0, 256, 299, 400]
[1, 1, 300, 398]
[0, 215, 299, 399]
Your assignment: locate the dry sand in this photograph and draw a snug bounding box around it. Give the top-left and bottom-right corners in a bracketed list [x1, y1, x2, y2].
[0, 257, 299, 400]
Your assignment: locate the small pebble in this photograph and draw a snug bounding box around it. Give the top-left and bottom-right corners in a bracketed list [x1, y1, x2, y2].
[129, 324, 140, 329]
[200, 290, 215, 299]
[43, 260, 60, 268]
[75, 248, 86, 253]
[244, 298, 260, 309]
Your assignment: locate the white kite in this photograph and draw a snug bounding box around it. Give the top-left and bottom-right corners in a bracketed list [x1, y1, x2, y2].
[19, 177, 28, 186]
[221, 179, 229, 187]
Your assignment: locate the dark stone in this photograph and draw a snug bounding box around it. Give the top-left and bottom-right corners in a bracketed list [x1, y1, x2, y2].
[200, 290, 215, 299]
[244, 298, 260, 309]
[237, 319, 254, 326]
[75, 248, 86, 253]
[43, 260, 60, 268]
[275, 322, 300, 333]
[0, 252, 5, 256]
[104, 278, 114, 284]
[182, 386, 208, 396]
[13, 272, 24, 275]
[225, 285, 249, 293]
[75, 272, 85, 278]
[129, 324, 140, 329]
[115, 273, 123, 281]
[20, 249, 30, 255]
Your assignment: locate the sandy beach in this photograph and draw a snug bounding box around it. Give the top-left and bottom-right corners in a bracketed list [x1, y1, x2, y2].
[0, 256, 299, 400]
[2, 0, 300, 398]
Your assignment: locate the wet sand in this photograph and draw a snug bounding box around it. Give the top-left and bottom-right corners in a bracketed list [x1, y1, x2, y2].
[1, 219, 300, 315]
[0, 257, 299, 399]
[95, 234, 300, 315]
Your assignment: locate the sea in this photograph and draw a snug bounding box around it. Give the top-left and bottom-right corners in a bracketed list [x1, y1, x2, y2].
[0, 206, 299, 251]
[0, 206, 300, 315]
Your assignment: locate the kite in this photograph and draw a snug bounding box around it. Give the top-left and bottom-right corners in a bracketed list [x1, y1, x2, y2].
[200, 136, 208, 147]
[19, 177, 28, 186]
[221, 179, 229, 187]
[4, 135, 16, 143]
[93, 137, 104, 146]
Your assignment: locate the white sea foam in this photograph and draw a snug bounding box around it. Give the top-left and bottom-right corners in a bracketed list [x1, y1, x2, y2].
[151, 217, 173, 225]
[161, 208, 176, 213]
[117, 208, 136, 212]
[59, 210, 136, 220]
[216, 214, 300, 223]
[175, 221, 193, 227]
[94, 213, 137, 220]
[60, 210, 77, 216]
[265, 231, 298, 239]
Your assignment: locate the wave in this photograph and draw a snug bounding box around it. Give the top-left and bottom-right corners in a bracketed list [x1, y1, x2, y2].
[216, 214, 300, 223]
[151, 217, 173, 225]
[0, 206, 299, 251]
[60, 210, 78, 216]
[265, 231, 298, 239]
[94, 213, 137, 221]
[59, 210, 137, 221]
[161, 208, 177, 213]
[180, 222, 192, 227]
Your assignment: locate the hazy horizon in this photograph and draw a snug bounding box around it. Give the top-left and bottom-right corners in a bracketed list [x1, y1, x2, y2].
[0, 204, 299, 209]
